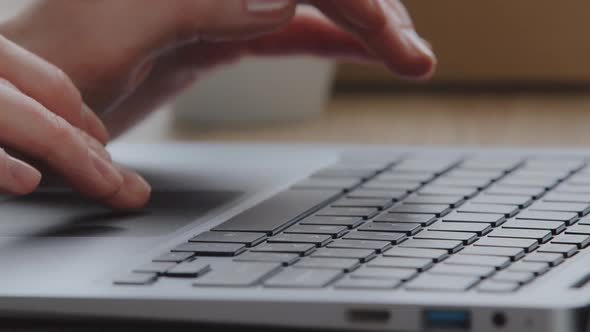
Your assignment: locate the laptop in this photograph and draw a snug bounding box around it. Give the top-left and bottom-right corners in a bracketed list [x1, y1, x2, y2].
[1, 142, 590, 332]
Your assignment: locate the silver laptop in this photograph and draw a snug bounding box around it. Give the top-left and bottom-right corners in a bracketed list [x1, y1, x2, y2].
[2, 143, 590, 332]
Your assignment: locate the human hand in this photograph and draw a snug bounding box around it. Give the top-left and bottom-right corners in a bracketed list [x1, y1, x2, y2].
[1, 0, 436, 136]
[0, 35, 150, 208]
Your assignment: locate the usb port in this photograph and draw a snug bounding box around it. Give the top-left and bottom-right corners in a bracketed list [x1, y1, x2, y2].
[424, 309, 471, 330]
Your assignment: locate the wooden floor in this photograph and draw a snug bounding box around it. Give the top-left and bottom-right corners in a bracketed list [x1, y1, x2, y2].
[119, 91, 590, 147]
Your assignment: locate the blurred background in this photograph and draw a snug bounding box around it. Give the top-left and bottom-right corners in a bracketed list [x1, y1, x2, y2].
[5, 0, 590, 147]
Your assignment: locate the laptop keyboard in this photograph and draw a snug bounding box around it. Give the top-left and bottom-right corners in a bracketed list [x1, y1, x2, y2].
[114, 155, 590, 293]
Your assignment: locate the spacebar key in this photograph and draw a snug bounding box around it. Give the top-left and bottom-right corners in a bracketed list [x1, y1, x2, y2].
[214, 189, 340, 235]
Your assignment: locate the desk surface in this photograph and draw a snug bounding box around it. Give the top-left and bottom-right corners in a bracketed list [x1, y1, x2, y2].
[120, 91, 590, 146]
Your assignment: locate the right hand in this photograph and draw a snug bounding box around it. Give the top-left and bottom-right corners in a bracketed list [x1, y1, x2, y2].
[0, 35, 150, 209]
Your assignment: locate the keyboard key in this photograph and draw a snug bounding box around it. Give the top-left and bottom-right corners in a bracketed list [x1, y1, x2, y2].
[523, 253, 564, 266]
[405, 274, 480, 292]
[502, 219, 566, 235]
[508, 262, 550, 275]
[442, 212, 506, 226]
[384, 247, 449, 262]
[492, 271, 535, 284]
[543, 193, 590, 204]
[485, 186, 546, 198]
[474, 237, 539, 252]
[446, 254, 510, 269]
[516, 211, 578, 225]
[194, 262, 281, 287]
[477, 281, 520, 293]
[343, 231, 406, 244]
[347, 189, 407, 201]
[460, 246, 525, 261]
[488, 228, 552, 244]
[414, 231, 478, 244]
[359, 222, 421, 235]
[552, 234, 590, 248]
[293, 178, 360, 190]
[172, 243, 246, 257]
[152, 252, 193, 263]
[299, 216, 363, 229]
[264, 268, 342, 288]
[529, 202, 590, 216]
[471, 194, 533, 208]
[427, 222, 492, 236]
[317, 207, 379, 219]
[497, 177, 557, 188]
[400, 239, 464, 253]
[457, 203, 519, 217]
[334, 278, 401, 290]
[362, 179, 422, 191]
[537, 244, 578, 257]
[285, 224, 348, 238]
[376, 172, 434, 183]
[429, 264, 496, 278]
[234, 252, 300, 265]
[431, 177, 491, 189]
[404, 195, 465, 207]
[327, 239, 392, 252]
[311, 248, 376, 262]
[461, 158, 522, 171]
[332, 198, 392, 209]
[214, 189, 339, 235]
[374, 213, 437, 226]
[394, 158, 458, 174]
[133, 262, 176, 274]
[312, 168, 374, 179]
[388, 204, 451, 217]
[565, 225, 590, 235]
[351, 266, 418, 280]
[419, 186, 478, 198]
[294, 257, 360, 272]
[165, 261, 211, 278]
[113, 273, 157, 286]
[268, 234, 332, 247]
[251, 243, 316, 255]
[446, 169, 505, 181]
[367, 257, 434, 271]
[190, 231, 266, 247]
[555, 184, 590, 195]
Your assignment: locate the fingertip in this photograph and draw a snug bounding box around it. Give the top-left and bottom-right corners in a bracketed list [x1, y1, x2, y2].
[8, 158, 41, 195]
[104, 166, 152, 210]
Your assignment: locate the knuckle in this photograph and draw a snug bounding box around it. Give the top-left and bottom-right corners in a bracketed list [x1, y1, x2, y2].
[44, 114, 79, 154]
[47, 66, 84, 119]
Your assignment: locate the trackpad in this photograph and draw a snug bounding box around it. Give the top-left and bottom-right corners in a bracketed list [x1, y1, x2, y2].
[0, 191, 241, 237]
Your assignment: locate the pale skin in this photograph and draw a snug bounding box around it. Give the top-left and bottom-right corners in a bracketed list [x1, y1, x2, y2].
[0, 0, 436, 209]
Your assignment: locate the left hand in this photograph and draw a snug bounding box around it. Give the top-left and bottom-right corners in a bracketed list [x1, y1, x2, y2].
[1, 0, 436, 137]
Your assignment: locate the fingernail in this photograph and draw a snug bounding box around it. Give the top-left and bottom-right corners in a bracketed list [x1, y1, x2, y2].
[8, 158, 41, 192]
[245, 0, 291, 14]
[91, 151, 123, 186]
[340, 0, 385, 30]
[82, 104, 110, 144]
[402, 29, 435, 59]
[128, 172, 151, 195]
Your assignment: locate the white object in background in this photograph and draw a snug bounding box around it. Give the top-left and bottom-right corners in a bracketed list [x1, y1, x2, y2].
[175, 57, 336, 128]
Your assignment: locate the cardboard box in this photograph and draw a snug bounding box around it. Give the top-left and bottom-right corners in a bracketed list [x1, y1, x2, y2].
[337, 0, 590, 84]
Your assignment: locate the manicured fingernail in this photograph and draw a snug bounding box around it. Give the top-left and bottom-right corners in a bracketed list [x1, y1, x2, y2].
[91, 151, 123, 186]
[340, 0, 385, 30]
[245, 0, 291, 14]
[402, 29, 435, 59]
[8, 158, 41, 192]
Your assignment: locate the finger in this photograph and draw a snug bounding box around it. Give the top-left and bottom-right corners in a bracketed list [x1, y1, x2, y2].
[0, 84, 124, 200]
[245, 11, 379, 62]
[307, 0, 436, 78]
[0, 35, 110, 143]
[103, 164, 151, 210]
[0, 148, 41, 195]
